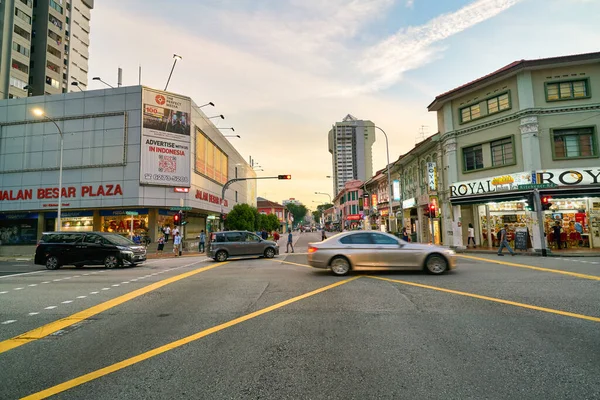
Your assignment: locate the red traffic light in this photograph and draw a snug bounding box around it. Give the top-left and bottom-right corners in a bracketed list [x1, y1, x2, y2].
[542, 196, 551, 204]
[174, 213, 181, 226]
[278, 175, 291, 180]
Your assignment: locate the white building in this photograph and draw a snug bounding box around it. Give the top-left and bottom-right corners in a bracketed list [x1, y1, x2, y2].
[66, 0, 94, 91]
[328, 114, 375, 196]
[0, 85, 256, 255]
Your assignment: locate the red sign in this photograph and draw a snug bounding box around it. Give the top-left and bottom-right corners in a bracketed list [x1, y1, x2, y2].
[0, 184, 123, 202]
[155, 94, 166, 105]
[174, 188, 189, 193]
[346, 214, 362, 221]
[195, 190, 228, 207]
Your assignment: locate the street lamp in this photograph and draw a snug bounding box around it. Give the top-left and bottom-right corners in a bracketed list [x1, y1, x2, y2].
[70, 82, 83, 91]
[199, 102, 214, 108]
[92, 77, 114, 88]
[32, 108, 64, 231]
[208, 115, 225, 120]
[372, 125, 393, 232]
[164, 54, 182, 91]
[224, 135, 241, 138]
[218, 127, 235, 132]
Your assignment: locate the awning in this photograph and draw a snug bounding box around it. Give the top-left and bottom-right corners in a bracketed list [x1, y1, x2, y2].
[540, 186, 600, 198]
[449, 190, 531, 205]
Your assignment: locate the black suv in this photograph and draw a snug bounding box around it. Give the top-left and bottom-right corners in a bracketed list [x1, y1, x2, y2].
[35, 232, 147, 270]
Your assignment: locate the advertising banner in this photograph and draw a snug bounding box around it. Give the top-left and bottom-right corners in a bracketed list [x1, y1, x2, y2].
[141, 88, 192, 187]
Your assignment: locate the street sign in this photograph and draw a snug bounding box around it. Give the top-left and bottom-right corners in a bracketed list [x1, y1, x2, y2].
[518, 183, 558, 190]
[125, 211, 139, 216]
[169, 206, 192, 211]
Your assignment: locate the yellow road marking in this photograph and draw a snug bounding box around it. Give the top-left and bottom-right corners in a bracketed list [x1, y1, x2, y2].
[369, 275, 600, 323]
[21, 276, 360, 400]
[0, 262, 225, 355]
[458, 254, 600, 281]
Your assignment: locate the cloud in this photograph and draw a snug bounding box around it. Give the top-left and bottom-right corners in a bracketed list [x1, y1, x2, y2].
[357, 0, 523, 91]
[406, 0, 415, 7]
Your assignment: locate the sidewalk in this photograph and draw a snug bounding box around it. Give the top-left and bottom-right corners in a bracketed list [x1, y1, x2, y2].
[457, 247, 600, 257]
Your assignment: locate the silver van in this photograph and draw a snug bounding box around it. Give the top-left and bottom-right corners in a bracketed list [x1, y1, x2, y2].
[207, 231, 279, 262]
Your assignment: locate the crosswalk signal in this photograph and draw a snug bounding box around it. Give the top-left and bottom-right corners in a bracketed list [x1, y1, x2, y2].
[541, 196, 552, 211]
[180, 211, 187, 226]
[423, 206, 431, 218]
[173, 212, 181, 226]
[278, 175, 291, 180]
[429, 202, 437, 218]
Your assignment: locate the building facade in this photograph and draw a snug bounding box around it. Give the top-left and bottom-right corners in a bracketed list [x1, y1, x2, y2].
[0, 85, 255, 255]
[333, 179, 365, 230]
[328, 114, 375, 196]
[257, 197, 287, 232]
[0, 0, 93, 100]
[428, 51, 600, 251]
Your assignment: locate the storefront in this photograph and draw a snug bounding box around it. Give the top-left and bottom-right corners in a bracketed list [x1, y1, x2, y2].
[45, 211, 94, 232]
[0, 213, 39, 246]
[402, 198, 418, 242]
[450, 168, 600, 251]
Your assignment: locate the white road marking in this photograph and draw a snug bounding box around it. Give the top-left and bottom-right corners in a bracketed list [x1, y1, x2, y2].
[0, 270, 45, 279]
[41, 281, 50, 284]
[83, 273, 90, 276]
[28, 312, 40, 316]
[101, 288, 110, 291]
[0, 291, 8, 294]
[44, 306, 57, 310]
[76, 296, 87, 299]
[130, 279, 138, 282]
[61, 300, 73, 304]
[14, 287, 24, 291]
[112, 284, 120, 287]
[121, 281, 129, 284]
[53, 279, 62, 282]
[28, 284, 38, 287]
[16, 258, 32, 261]
[1, 320, 17, 325]
[64, 277, 72, 280]
[90, 291, 99, 294]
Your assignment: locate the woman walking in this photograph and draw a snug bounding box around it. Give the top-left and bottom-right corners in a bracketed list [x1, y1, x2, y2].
[467, 223, 476, 248]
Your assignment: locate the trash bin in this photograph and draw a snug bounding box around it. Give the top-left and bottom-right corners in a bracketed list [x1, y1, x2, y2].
[410, 233, 417, 243]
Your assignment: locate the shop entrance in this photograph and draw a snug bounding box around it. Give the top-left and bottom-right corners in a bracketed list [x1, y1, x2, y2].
[544, 197, 599, 250]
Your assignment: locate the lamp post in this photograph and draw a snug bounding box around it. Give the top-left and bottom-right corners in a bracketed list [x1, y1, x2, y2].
[164, 54, 182, 91]
[33, 108, 64, 231]
[70, 82, 83, 91]
[218, 127, 235, 132]
[223, 135, 241, 138]
[92, 77, 114, 88]
[372, 125, 393, 232]
[199, 102, 215, 108]
[208, 115, 225, 120]
[315, 191, 334, 227]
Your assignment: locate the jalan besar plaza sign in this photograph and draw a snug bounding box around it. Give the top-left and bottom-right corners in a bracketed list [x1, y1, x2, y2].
[450, 168, 600, 198]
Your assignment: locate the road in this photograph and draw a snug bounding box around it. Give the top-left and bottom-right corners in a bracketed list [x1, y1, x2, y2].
[1, 231, 599, 399]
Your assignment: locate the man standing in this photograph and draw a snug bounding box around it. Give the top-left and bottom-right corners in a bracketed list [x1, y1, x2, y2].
[164, 225, 171, 243]
[497, 224, 515, 256]
[198, 230, 206, 253]
[173, 232, 182, 257]
[285, 229, 294, 253]
[552, 221, 563, 249]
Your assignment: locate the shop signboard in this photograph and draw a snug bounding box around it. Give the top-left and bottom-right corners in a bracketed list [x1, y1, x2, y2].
[346, 214, 362, 221]
[532, 168, 600, 187]
[450, 171, 532, 198]
[45, 211, 93, 218]
[100, 209, 149, 216]
[402, 198, 416, 209]
[392, 180, 401, 201]
[427, 162, 437, 191]
[140, 88, 192, 188]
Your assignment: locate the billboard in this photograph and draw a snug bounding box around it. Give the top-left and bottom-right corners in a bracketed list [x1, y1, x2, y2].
[140, 88, 192, 187]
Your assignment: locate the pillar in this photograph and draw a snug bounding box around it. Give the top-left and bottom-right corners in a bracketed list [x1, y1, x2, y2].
[93, 210, 102, 231]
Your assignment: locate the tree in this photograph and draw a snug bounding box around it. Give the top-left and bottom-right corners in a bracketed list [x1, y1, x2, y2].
[259, 213, 280, 232]
[224, 204, 259, 231]
[313, 203, 333, 224]
[286, 203, 308, 226]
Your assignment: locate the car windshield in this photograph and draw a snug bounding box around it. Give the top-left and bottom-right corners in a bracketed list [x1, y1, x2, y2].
[103, 234, 135, 246]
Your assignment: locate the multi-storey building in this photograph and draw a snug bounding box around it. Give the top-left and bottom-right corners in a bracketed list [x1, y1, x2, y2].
[328, 114, 375, 196]
[0, 0, 93, 99]
[257, 197, 287, 232]
[428, 51, 600, 251]
[333, 180, 365, 230]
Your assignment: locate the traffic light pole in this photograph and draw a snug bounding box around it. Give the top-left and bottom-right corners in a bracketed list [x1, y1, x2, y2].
[220, 175, 291, 231]
[533, 189, 547, 256]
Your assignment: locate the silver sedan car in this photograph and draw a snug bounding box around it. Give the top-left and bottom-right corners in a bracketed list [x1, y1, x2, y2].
[307, 231, 456, 276]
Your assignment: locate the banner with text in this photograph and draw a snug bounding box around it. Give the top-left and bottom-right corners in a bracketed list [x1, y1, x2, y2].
[141, 88, 192, 187]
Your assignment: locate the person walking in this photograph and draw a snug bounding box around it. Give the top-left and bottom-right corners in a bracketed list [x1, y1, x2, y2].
[173, 232, 182, 257]
[157, 235, 165, 253]
[285, 229, 294, 253]
[401, 227, 409, 242]
[261, 229, 268, 240]
[552, 221, 563, 249]
[467, 223, 476, 248]
[273, 231, 280, 242]
[497, 224, 515, 256]
[321, 228, 327, 241]
[198, 230, 206, 253]
[164, 225, 171, 243]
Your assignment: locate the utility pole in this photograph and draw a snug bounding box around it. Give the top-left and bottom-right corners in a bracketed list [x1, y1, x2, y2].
[533, 189, 548, 256]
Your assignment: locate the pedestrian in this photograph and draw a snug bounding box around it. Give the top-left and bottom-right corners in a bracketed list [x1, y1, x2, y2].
[497, 224, 515, 256]
[401, 227, 409, 242]
[164, 225, 171, 243]
[552, 221, 563, 249]
[157, 235, 165, 253]
[574, 221, 583, 234]
[285, 229, 294, 253]
[467, 223, 476, 248]
[321, 228, 327, 241]
[261, 229, 268, 240]
[198, 230, 206, 253]
[273, 231, 280, 242]
[173, 226, 180, 237]
[173, 232, 182, 256]
[133, 234, 141, 245]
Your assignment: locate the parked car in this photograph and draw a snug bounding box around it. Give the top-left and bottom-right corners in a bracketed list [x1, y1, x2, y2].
[208, 231, 279, 262]
[35, 231, 147, 270]
[307, 231, 456, 276]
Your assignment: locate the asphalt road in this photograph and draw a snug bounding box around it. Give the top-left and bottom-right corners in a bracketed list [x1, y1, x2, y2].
[1, 231, 599, 399]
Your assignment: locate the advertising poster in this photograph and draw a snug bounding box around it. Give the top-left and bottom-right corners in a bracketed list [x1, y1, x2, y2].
[140, 88, 192, 187]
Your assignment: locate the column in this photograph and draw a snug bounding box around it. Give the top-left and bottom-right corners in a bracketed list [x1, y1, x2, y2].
[443, 136, 459, 247]
[452, 205, 464, 249]
[93, 210, 102, 231]
[520, 116, 542, 171]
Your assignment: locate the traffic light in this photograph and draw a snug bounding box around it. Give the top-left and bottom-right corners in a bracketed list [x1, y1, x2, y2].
[541, 196, 553, 211]
[173, 212, 181, 226]
[423, 206, 431, 218]
[278, 175, 291, 180]
[180, 211, 187, 226]
[429, 202, 437, 218]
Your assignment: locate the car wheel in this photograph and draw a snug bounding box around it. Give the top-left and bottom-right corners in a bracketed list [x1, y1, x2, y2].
[215, 250, 228, 262]
[330, 256, 351, 276]
[74, 264, 85, 269]
[264, 247, 275, 259]
[104, 255, 120, 269]
[46, 256, 60, 270]
[425, 254, 448, 275]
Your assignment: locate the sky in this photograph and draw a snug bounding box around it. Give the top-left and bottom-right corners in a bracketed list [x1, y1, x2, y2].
[88, 0, 600, 209]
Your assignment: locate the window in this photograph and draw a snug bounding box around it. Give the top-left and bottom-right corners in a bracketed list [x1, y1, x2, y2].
[460, 103, 481, 123]
[46, 76, 60, 88]
[194, 128, 228, 184]
[47, 44, 61, 58]
[47, 60, 60, 73]
[83, 234, 102, 244]
[491, 137, 514, 166]
[48, 30, 62, 45]
[9, 76, 27, 90]
[12, 42, 30, 57]
[553, 127, 596, 159]
[12, 60, 29, 74]
[546, 79, 589, 101]
[487, 93, 510, 114]
[244, 233, 260, 242]
[14, 25, 31, 40]
[371, 233, 399, 245]
[339, 233, 372, 245]
[49, 14, 63, 30]
[50, 0, 64, 14]
[463, 145, 484, 171]
[225, 232, 243, 242]
[15, 8, 32, 24]
[20, 0, 32, 7]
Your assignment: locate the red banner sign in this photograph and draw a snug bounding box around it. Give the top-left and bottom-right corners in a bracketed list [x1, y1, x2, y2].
[195, 190, 228, 207]
[0, 184, 123, 202]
